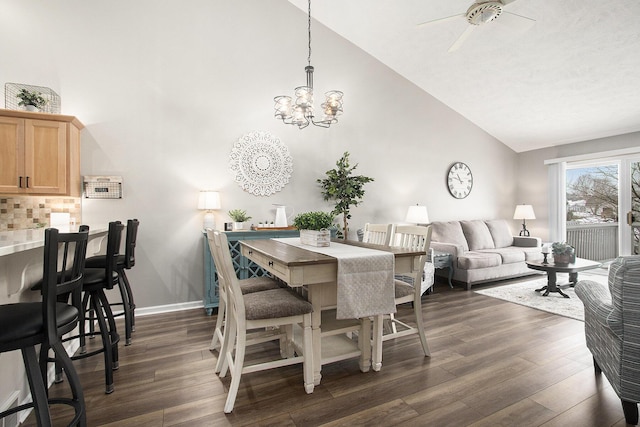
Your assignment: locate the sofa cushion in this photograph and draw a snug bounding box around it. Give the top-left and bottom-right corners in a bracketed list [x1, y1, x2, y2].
[460, 220, 495, 251]
[457, 251, 502, 269]
[478, 247, 525, 264]
[485, 219, 514, 248]
[431, 221, 469, 252]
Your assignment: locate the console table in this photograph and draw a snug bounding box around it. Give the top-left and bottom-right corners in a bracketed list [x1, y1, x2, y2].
[202, 229, 299, 314]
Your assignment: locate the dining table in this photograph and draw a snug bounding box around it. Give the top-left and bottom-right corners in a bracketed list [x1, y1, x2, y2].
[239, 237, 425, 385]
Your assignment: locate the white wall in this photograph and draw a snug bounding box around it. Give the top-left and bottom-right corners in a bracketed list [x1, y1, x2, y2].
[0, 0, 518, 311]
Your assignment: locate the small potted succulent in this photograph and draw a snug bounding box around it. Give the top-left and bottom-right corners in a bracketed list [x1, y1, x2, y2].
[228, 209, 251, 231]
[292, 211, 335, 247]
[552, 242, 575, 265]
[16, 89, 47, 112]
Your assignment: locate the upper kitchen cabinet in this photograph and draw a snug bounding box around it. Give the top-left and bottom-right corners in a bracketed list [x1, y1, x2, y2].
[0, 109, 84, 196]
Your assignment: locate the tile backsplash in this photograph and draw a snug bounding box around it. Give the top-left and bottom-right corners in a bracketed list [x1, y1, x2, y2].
[0, 196, 81, 231]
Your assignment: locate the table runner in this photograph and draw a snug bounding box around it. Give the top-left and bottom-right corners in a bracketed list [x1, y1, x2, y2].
[273, 238, 396, 319]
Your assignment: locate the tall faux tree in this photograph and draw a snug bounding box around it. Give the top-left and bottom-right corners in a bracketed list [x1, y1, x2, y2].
[317, 152, 374, 239]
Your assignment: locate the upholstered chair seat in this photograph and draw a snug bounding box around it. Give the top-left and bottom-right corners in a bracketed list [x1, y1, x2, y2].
[394, 280, 415, 299]
[239, 277, 282, 295]
[243, 288, 313, 320]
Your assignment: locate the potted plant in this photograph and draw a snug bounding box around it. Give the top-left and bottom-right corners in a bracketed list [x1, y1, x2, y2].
[292, 211, 335, 247]
[228, 209, 251, 231]
[552, 241, 575, 265]
[16, 88, 47, 112]
[317, 152, 374, 240]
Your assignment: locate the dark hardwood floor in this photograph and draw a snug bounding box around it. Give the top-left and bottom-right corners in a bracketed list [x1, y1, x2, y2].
[29, 279, 630, 426]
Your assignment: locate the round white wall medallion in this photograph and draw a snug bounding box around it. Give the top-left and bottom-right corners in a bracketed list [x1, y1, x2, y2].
[229, 131, 293, 196]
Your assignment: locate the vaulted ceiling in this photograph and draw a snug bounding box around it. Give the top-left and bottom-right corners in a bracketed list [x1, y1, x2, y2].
[289, 0, 640, 153]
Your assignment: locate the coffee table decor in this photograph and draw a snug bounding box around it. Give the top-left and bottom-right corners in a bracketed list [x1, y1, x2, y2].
[551, 241, 575, 265]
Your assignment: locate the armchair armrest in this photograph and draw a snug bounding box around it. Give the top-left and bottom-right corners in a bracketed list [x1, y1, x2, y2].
[575, 280, 622, 338]
[513, 236, 541, 247]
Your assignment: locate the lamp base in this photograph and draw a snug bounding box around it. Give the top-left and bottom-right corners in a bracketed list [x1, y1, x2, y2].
[203, 212, 215, 230]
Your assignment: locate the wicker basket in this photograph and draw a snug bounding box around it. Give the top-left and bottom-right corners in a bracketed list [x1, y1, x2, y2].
[300, 229, 331, 247]
[5, 83, 61, 114]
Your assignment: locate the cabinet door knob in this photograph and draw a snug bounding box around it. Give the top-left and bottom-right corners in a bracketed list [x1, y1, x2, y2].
[248, 250, 253, 255]
[268, 261, 274, 267]
[19, 176, 23, 188]
[25, 176, 29, 188]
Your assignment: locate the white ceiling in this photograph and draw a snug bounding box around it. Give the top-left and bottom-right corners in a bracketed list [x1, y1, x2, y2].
[289, 0, 640, 153]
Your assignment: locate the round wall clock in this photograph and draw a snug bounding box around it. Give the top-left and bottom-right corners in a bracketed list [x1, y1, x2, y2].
[229, 131, 293, 196]
[447, 162, 473, 199]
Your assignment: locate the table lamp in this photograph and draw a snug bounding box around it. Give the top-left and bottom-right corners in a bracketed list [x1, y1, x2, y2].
[405, 204, 429, 225]
[513, 204, 535, 237]
[198, 190, 221, 230]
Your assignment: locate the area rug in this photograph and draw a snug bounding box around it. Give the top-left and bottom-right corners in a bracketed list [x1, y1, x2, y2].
[474, 273, 609, 321]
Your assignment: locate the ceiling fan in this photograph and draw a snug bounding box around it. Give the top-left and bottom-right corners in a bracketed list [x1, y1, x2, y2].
[418, 0, 535, 53]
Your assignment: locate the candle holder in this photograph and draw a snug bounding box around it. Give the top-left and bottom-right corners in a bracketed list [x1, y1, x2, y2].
[542, 253, 549, 264]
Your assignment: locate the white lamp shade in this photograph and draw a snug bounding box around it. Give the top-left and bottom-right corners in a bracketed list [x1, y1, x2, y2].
[198, 191, 221, 210]
[513, 204, 536, 220]
[405, 205, 429, 224]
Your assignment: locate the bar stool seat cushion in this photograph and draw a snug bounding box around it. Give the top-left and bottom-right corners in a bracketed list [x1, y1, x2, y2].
[85, 254, 126, 269]
[0, 303, 77, 345]
[243, 289, 313, 320]
[82, 268, 119, 290]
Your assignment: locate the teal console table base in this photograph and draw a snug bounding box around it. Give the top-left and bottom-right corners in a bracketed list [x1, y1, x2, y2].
[202, 229, 300, 315]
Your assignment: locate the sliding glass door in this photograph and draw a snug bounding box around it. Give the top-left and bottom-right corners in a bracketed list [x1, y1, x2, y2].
[562, 156, 640, 260]
[621, 158, 640, 255]
[565, 161, 619, 261]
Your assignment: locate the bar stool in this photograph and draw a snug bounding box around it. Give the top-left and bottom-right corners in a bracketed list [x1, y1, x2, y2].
[85, 219, 139, 345]
[0, 228, 89, 426]
[76, 221, 124, 393]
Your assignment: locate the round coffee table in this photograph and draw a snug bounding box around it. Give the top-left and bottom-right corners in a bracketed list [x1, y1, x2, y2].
[526, 258, 602, 298]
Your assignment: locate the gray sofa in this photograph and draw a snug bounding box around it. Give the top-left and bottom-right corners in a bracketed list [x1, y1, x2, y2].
[429, 219, 543, 289]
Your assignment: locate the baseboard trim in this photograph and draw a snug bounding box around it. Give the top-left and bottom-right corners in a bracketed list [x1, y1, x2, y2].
[135, 301, 204, 317]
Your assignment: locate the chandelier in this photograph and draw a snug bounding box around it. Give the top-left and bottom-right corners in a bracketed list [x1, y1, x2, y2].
[274, 0, 343, 129]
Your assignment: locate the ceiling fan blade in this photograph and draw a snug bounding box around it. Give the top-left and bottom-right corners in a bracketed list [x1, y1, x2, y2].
[500, 0, 519, 4]
[417, 13, 464, 27]
[502, 10, 536, 23]
[448, 25, 476, 53]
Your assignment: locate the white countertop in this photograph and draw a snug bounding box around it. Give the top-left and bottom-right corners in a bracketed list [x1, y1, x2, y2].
[0, 225, 109, 257]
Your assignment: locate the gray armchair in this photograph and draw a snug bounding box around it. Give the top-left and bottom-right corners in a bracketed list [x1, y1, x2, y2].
[575, 256, 640, 425]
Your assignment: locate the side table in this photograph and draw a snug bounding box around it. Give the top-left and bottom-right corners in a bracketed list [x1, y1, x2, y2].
[430, 249, 454, 288]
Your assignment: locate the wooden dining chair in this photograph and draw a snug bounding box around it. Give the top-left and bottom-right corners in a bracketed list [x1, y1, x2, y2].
[362, 223, 393, 246]
[387, 224, 432, 356]
[205, 229, 282, 373]
[212, 230, 314, 413]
